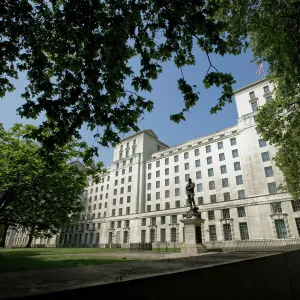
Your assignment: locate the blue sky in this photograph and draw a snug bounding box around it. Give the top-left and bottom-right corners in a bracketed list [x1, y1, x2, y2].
[0, 48, 265, 166]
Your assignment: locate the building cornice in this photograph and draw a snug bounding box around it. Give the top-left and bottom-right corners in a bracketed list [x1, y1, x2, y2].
[234, 78, 269, 95]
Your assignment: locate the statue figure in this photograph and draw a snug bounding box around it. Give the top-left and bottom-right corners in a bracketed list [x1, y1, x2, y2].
[186, 178, 196, 210]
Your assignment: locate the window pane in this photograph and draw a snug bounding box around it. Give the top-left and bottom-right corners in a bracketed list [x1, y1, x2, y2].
[275, 219, 288, 239]
[206, 145, 211, 153]
[184, 152, 189, 159]
[222, 178, 229, 188]
[218, 141, 223, 149]
[236, 175, 243, 185]
[239, 223, 249, 240]
[268, 182, 277, 194]
[261, 151, 270, 162]
[196, 171, 201, 179]
[219, 153, 225, 161]
[194, 149, 199, 156]
[292, 201, 300, 212]
[223, 224, 232, 241]
[209, 225, 217, 241]
[230, 137, 237, 146]
[232, 149, 239, 158]
[251, 101, 258, 112]
[209, 181, 215, 190]
[264, 166, 274, 177]
[208, 168, 214, 177]
[259, 139, 267, 148]
[223, 192, 230, 201]
[184, 162, 189, 170]
[210, 194, 216, 203]
[237, 207, 246, 217]
[207, 156, 212, 164]
[197, 183, 203, 192]
[222, 209, 230, 219]
[220, 165, 227, 174]
[208, 210, 215, 220]
[271, 202, 282, 214]
[165, 158, 169, 165]
[195, 159, 201, 167]
[234, 162, 241, 171]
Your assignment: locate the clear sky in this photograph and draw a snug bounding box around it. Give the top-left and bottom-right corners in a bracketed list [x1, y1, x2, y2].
[0, 47, 265, 166]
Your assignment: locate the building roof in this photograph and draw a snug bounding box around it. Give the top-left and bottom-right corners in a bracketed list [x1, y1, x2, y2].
[120, 129, 158, 142]
[234, 78, 269, 94]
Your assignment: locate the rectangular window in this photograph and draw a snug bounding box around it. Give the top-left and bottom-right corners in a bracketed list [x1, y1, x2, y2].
[156, 170, 160, 178]
[220, 165, 227, 174]
[156, 161, 160, 168]
[292, 201, 300, 212]
[251, 101, 258, 112]
[156, 192, 160, 200]
[184, 152, 189, 159]
[268, 182, 277, 194]
[264, 166, 274, 177]
[147, 205, 151, 212]
[208, 168, 214, 177]
[161, 216, 166, 224]
[127, 196, 131, 203]
[207, 156, 212, 164]
[209, 181, 215, 190]
[185, 174, 190, 182]
[160, 229, 166, 242]
[261, 151, 270, 162]
[112, 209, 115, 216]
[175, 188, 180, 196]
[113, 198, 116, 205]
[197, 183, 203, 192]
[175, 176, 179, 184]
[275, 219, 288, 239]
[165, 202, 170, 210]
[222, 209, 230, 219]
[194, 149, 200, 156]
[236, 175, 243, 185]
[249, 91, 255, 99]
[174, 155, 179, 162]
[171, 215, 178, 224]
[263, 85, 270, 93]
[128, 186, 131, 192]
[147, 194, 151, 201]
[295, 218, 300, 237]
[120, 197, 123, 204]
[238, 207, 246, 217]
[208, 210, 215, 220]
[234, 162, 241, 171]
[223, 192, 230, 201]
[119, 208, 122, 215]
[128, 176, 132, 182]
[156, 204, 160, 211]
[151, 217, 156, 226]
[120, 187, 124, 194]
[141, 230, 146, 243]
[175, 200, 180, 208]
[239, 223, 249, 240]
[148, 163, 151, 170]
[271, 202, 282, 214]
[223, 224, 232, 241]
[165, 158, 169, 165]
[122, 169, 125, 175]
[126, 207, 130, 214]
[184, 162, 189, 170]
[198, 197, 204, 205]
[171, 228, 177, 242]
[147, 183, 151, 190]
[114, 189, 117, 195]
[142, 218, 146, 226]
[266, 95, 273, 102]
[100, 195, 103, 200]
[196, 171, 201, 179]
[218, 141, 223, 149]
[148, 173, 151, 180]
[219, 153, 225, 161]
[195, 159, 200, 167]
[230, 137, 237, 146]
[206, 145, 211, 153]
[174, 165, 179, 173]
[165, 178, 169, 186]
[210, 194, 216, 203]
[165, 190, 170, 198]
[209, 225, 217, 241]
[165, 168, 169, 175]
[222, 178, 229, 188]
[232, 149, 239, 158]
[115, 180, 118, 186]
[238, 189, 245, 199]
[156, 181, 160, 188]
[259, 139, 267, 148]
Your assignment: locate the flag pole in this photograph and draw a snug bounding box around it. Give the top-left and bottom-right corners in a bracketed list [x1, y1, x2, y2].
[262, 64, 266, 78]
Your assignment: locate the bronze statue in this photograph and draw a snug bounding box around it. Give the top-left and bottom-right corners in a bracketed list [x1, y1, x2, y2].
[186, 178, 196, 210]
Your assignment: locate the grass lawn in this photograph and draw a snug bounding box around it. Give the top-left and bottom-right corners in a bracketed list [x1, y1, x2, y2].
[0, 248, 135, 273]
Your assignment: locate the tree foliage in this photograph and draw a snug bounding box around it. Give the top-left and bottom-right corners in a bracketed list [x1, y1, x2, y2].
[0, 123, 104, 246]
[1, 0, 248, 159]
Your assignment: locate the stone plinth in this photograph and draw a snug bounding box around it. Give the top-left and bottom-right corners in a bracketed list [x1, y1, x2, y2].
[181, 217, 207, 254]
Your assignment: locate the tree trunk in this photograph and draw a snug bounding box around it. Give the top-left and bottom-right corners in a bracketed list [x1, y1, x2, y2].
[0, 224, 9, 248]
[26, 226, 35, 248]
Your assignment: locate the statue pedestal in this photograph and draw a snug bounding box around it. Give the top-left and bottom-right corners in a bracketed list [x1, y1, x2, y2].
[181, 217, 207, 254]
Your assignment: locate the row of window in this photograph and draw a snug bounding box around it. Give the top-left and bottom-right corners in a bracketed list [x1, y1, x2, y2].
[110, 220, 130, 229]
[148, 138, 237, 169]
[116, 158, 134, 169]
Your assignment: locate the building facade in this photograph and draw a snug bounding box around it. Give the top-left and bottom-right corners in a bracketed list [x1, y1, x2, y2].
[9, 79, 300, 248]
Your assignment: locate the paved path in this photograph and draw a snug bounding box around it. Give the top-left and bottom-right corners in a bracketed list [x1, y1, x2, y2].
[1, 249, 294, 299]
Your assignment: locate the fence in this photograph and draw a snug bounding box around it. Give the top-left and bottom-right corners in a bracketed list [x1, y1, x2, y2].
[129, 243, 152, 252]
[204, 237, 300, 252]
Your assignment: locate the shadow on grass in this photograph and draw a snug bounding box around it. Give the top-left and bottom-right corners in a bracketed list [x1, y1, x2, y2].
[0, 251, 137, 273]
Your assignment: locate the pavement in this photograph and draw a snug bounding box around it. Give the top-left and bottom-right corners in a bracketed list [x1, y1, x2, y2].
[1, 245, 300, 299]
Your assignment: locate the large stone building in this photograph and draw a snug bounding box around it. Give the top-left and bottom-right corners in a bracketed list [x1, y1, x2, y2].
[9, 79, 300, 248]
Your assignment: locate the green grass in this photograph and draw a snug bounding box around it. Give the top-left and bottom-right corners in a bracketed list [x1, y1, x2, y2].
[0, 248, 135, 273]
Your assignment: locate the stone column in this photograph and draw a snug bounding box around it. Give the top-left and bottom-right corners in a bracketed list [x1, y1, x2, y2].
[180, 217, 207, 254]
